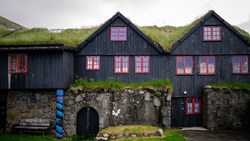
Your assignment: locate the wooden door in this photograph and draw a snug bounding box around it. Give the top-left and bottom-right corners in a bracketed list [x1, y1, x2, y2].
[77, 107, 99, 137]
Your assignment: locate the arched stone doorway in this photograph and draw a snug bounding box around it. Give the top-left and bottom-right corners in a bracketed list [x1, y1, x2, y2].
[77, 107, 99, 137]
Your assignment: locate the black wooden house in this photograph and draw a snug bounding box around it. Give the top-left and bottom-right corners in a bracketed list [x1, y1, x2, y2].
[74, 11, 250, 127]
[0, 10, 250, 132]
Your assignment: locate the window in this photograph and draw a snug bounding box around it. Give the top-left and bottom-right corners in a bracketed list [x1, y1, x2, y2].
[203, 26, 221, 41]
[114, 56, 129, 73]
[8, 54, 28, 73]
[186, 97, 202, 114]
[199, 56, 216, 74]
[86, 56, 100, 70]
[176, 56, 193, 74]
[232, 55, 249, 74]
[110, 27, 127, 41]
[135, 56, 150, 73]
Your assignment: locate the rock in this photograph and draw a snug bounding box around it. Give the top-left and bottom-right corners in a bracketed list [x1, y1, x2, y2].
[95, 137, 108, 141]
[139, 91, 144, 94]
[153, 97, 161, 107]
[166, 93, 172, 101]
[103, 133, 109, 138]
[75, 95, 83, 102]
[157, 128, 164, 136]
[144, 92, 151, 101]
[131, 134, 136, 138]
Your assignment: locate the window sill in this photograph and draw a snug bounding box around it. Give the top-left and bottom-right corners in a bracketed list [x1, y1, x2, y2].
[199, 73, 216, 76]
[175, 74, 193, 76]
[186, 113, 202, 115]
[232, 73, 250, 75]
[202, 40, 222, 42]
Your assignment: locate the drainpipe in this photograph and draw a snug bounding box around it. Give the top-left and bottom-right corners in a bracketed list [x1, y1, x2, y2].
[55, 89, 64, 139]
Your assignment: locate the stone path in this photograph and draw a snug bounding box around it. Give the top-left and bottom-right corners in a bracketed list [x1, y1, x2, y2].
[181, 130, 250, 141]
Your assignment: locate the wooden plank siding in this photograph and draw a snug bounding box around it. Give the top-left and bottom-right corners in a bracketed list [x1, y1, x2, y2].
[0, 51, 74, 89]
[75, 55, 167, 83]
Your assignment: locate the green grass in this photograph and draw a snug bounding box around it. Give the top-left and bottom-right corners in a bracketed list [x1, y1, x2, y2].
[208, 82, 250, 92]
[0, 27, 98, 47]
[70, 78, 173, 92]
[0, 134, 55, 141]
[0, 11, 249, 50]
[99, 125, 158, 135]
[116, 129, 186, 141]
[0, 25, 10, 36]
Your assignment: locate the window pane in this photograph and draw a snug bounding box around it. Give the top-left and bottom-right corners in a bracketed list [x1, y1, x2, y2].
[208, 56, 215, 73]
[194, 98, 200, 113]
[11, 55, 17, 72]
[177, 57, 184, 73]
[242, 56, 248, 73]
[187, 98, 193, 113]
[233, 56, 240, 73]
[186, 57, 192, 73]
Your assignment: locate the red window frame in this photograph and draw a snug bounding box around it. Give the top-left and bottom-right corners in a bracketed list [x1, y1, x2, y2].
[8, 53, 28, 73]
[86, 56, 100, 70]
[176, 56, 193, 75]
[134, 56, 150, 74]
[203, 26, 222, 41]
[114, 56, 129, 74]
[232, 55, 249, 74]
[186, 97, 202, 114]
[199, 56, 216, 74]
[110, 27, 127, 41]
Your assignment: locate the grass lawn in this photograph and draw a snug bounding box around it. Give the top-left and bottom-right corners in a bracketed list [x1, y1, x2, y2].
[0, 128, 186, 141]
[111, 129, 186, 141]
[0, 134, 72, 141]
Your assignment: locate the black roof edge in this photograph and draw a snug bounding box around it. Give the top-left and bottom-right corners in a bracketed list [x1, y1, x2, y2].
[76, 12, 165, 54]
[0, 44, 76, 51]
[170, 10, 250, 53]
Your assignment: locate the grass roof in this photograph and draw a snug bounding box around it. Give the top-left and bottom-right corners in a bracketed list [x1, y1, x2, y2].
[0, 14, 249, 51]
[0, 25, 10, 36]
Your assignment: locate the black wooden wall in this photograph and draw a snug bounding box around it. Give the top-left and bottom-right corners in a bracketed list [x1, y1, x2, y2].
[0, 50, 74, 89]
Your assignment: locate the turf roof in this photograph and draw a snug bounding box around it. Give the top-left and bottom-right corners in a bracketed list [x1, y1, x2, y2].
[0, 11, 249, 52]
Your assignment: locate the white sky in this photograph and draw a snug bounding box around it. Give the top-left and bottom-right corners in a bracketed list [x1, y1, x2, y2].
[0, 0, 250, 33]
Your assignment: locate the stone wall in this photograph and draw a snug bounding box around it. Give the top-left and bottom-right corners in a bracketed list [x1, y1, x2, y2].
[6, 90, 56, 133]
[64, 87, 172, 136]
[203, 86, 250, 130]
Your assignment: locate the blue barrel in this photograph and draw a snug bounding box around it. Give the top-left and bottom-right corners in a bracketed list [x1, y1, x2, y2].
[55, 89, 64, 139]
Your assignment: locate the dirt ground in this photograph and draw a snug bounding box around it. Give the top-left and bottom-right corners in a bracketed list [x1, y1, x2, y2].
[181, 130, 250, 141]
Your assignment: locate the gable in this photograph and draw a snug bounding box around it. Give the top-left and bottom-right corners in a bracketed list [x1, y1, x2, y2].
[76, 12, 163, 55]
[171, 11, 250, 55]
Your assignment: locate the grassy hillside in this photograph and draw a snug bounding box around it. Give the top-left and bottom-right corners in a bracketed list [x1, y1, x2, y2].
[0, 16, 25, 29]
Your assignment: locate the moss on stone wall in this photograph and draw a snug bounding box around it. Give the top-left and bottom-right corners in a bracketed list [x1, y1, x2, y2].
[70, 78, 173, 94]
[207, 82, 250, 92]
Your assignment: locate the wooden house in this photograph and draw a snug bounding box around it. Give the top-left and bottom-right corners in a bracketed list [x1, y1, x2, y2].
[0, 10, 249, 132]
[74, 11, 250, 127]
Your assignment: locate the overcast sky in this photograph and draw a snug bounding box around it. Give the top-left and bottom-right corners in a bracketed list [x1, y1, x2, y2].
[0, 0, 250, 33]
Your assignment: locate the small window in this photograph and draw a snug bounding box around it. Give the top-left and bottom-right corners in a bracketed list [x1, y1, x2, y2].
[114, 56, 129, 73]
[135, 56, 150, 73]
[199, 56, 216, 74]
[232, 55, 249, 74]
[203, 26, 221, 41]
[176, 56, 193, 74]
[110, 27, 127, 41]
[86, 56, 100, 70]
[186, 97, 202, 114]
[8, 54, 28, 73]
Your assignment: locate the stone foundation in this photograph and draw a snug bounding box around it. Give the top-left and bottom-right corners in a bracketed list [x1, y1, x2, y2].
[6, 90, 56, 133]
[203, 86, 250, 130]
[64, 87, 172, 136]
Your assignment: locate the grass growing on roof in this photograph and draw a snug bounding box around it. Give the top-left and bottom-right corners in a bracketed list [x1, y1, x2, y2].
[70, 78, 173, 92]
[0, 25, 10, 36]
[0, 27, 98, 47]
[208, 82, 250, 92]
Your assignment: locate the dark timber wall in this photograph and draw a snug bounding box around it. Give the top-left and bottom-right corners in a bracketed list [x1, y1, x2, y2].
[0, 50, 74, 89]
